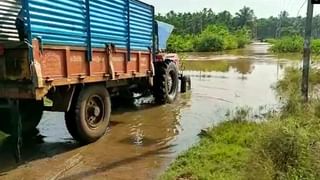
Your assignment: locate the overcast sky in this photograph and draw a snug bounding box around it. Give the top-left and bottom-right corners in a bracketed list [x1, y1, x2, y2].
[142, 0, 320, 18]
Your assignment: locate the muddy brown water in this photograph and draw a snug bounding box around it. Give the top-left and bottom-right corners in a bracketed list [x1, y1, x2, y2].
[0, 43, 299, 179]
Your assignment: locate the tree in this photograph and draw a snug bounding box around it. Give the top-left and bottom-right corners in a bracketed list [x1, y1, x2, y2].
[216, 11, 233, 28]
[235, 6, 255, 28]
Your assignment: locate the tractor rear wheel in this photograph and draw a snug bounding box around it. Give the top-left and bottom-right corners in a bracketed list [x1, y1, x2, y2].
[65, 86, 111, 144]
[153, 61, 179, 104]
[0, 100, 43, 135]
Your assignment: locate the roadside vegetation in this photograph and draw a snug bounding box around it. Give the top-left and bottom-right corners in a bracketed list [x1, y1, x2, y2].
[269, 36, 320, 54]
[167, 26, 250, 52]
[161, 67, 320, 180]
[157, 7, 254, 52]
[157, 7, 320, 53]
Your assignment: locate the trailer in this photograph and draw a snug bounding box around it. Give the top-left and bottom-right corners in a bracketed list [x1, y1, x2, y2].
[0, 0, 189, 145]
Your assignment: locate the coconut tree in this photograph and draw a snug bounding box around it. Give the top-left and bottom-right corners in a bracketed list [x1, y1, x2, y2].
[235, 6, 255, 28]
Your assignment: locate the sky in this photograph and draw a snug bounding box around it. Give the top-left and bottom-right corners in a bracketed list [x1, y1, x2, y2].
[142, 0, 320, 18]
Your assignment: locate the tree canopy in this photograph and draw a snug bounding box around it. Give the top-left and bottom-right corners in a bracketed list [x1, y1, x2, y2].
[156, 7, 320, 40]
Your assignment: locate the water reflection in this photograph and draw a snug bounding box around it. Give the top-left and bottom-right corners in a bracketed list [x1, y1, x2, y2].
[182, 58, 255, 75]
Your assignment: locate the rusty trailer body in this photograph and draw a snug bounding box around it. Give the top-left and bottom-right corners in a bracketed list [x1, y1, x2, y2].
[0, 40, 154, 100]
[0, 0, 155, 100]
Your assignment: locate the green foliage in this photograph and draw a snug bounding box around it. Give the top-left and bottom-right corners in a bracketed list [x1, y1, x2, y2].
[270, 36, 304, 53]
[256, 13, 320, 39]
[234, 29, 251, 48]
[156, 7, 256, 36]
[194, 34, 224, 52]
[162, 67, 320, 180]
[270, 36, 320, 54]
[167, 25, 251, 52]
[265, 38, 277, 44]
[312, 39, 320, 55]
[161, 121, 259, 180]
[167, 34, 194, 52]
[157, 9, 320, 44]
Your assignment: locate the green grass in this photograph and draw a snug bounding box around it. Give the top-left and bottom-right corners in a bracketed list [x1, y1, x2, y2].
[161, 67, 320, 180]
[162, 121, 260, 180]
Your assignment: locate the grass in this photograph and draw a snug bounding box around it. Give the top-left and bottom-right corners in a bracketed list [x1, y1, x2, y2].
[161, 67, 320, 180]
[162, 120, 260, 180]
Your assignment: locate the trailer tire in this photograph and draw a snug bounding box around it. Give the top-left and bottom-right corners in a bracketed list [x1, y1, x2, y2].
[0, 100, 43, 135]
[65, 110, 81, 141]
[66, 86, 111, 144]
[154, 61, 179, 104]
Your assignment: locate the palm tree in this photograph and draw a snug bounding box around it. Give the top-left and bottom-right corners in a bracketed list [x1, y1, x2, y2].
[235, 6, 255, 28]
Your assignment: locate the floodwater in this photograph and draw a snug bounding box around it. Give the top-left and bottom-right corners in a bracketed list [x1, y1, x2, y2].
[0, 43, 299, 179]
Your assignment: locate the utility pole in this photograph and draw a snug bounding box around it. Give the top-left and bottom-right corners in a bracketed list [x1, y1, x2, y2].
[301, 0, 314, 102]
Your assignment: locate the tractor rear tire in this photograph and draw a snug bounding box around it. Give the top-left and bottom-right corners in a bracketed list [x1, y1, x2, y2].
[0, 100, 43, 135]
[153, 61, 179, 104]
[65, 86, 111, 144]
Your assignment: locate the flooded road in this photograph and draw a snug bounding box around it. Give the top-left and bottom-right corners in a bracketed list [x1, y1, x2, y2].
[0, 43, 298, 179]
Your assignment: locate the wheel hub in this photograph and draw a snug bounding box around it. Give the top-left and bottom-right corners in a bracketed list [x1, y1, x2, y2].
[93, 106, 101, 117]
[86, 95, 105, 128]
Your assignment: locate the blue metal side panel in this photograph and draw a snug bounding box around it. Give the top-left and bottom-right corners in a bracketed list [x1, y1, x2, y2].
[90, 0, 127, 48]
[28, 0, 87, 46]
[129, 0, 153, 51]
[26, 0, 154, 52]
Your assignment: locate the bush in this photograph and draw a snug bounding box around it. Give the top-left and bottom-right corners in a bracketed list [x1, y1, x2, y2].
[270, 36, 304, 53]
[224, 35, 238, 50]
[265, 38, 277, 44]
[167, 34, 194, 52]
[194, 34, 224, 52]
[312, 39, 320, 55]
[270, 36, 320, 54]
[167, 25, 251, 52]
[235, 29, 251, 48]
[246, 117, 320, 179]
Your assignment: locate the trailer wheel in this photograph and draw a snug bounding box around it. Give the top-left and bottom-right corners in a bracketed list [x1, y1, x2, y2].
[66, 86, 111, 144]
[154, 61, 179, 104]
[0, 100, 43, 135]
[65, 110, 81, 141]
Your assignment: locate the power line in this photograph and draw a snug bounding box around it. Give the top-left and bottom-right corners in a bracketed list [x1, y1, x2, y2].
[297, 0, 308, 16]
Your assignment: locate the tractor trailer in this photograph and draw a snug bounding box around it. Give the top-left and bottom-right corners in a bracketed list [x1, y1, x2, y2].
[0, 0, 187, 144]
